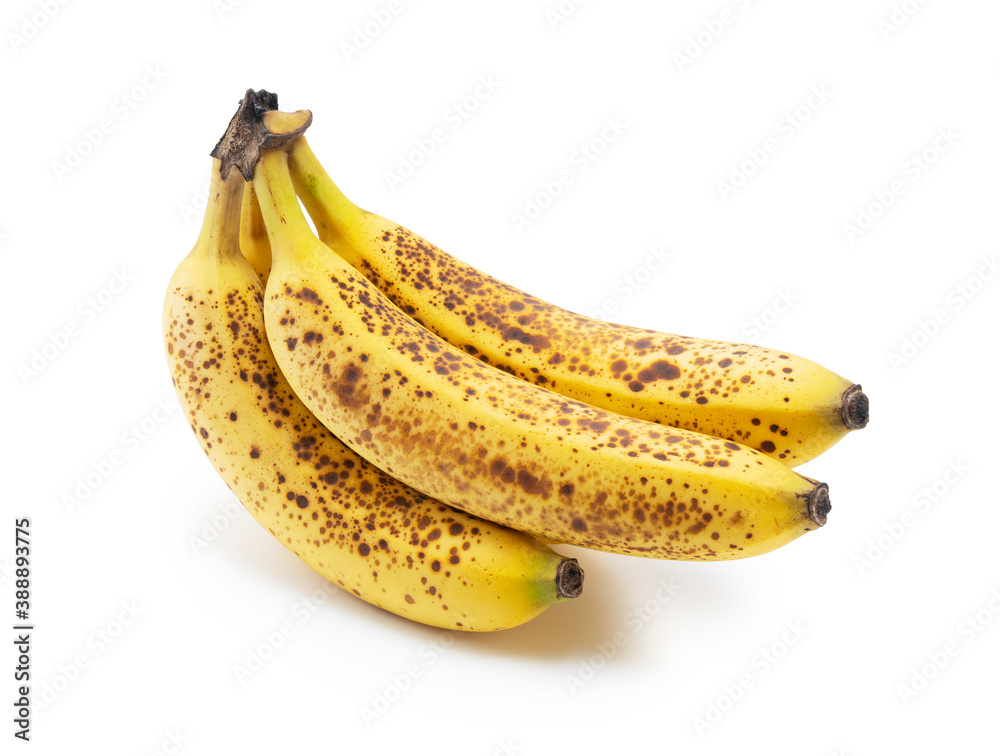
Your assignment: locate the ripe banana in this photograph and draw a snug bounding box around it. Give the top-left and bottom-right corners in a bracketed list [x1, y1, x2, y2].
[255, 146, 831, 561]
[163, 157, 583, 631]
[286, 136, 868, 467]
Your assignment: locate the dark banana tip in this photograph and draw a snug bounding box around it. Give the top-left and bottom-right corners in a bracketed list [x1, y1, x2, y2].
[555, 558, 584, 599]
[841, 384, 870, 430]
[807, 483, 831, 527]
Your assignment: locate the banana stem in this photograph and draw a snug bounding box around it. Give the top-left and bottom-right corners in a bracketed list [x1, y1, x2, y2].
[193, 158, 244, 259]
[240, 182, 268, 243]
[210, 88, 312, 180]
[253, 148, 317, 256]
[239, 182, 272, 283]
[288, 137, 359, 241]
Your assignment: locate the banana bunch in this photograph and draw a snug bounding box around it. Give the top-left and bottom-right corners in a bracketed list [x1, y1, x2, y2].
[164, 99, 581, 632]
[164, 90, 868, 632]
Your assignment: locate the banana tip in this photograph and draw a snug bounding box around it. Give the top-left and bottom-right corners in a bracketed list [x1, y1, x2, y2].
[555, 558, 584, 599]
[841, 384, 869, 430]
[807, 483, 831, 527]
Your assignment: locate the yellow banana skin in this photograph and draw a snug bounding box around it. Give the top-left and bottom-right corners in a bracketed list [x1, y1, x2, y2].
[287, 136, 868, 467]
[256, 148, 831, 561]
[163, 159, 582, 632]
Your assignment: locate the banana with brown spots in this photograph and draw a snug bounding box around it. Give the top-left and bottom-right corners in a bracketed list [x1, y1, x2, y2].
[255, 146, 832, 561]
[163, 157, 583, 631]
[285, 136, 868, 467]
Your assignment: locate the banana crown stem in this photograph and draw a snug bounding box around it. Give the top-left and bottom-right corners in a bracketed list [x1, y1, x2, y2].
[210, 88, 312, 181]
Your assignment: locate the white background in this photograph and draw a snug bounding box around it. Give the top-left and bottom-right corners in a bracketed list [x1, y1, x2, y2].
[3, 0, 999, 753]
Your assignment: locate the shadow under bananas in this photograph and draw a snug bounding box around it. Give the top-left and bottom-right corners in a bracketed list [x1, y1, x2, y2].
[220, 523, 630, 660]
